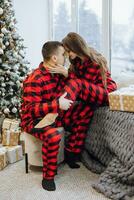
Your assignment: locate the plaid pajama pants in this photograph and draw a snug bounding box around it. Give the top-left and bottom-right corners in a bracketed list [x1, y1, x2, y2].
[30, 78, 109, 179]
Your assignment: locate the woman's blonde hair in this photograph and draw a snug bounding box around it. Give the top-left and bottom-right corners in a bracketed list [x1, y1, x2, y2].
[62, 32, 108, 88]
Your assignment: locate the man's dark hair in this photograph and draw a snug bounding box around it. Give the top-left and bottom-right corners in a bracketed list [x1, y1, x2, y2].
[42, 41, 63, 61]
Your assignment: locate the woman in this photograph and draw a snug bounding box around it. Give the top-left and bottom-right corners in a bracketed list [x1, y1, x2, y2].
[62, 32, 116, 93]
[50, 32, 117, 103]
[48, 32, 117, 174]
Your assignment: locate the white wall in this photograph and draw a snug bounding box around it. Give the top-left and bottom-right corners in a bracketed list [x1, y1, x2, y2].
[13, 0, 49, 68]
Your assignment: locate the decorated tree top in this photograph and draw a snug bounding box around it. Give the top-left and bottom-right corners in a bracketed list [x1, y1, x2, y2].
[0, 0, 29, 118]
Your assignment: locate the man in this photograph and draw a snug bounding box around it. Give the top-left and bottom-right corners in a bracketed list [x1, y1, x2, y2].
[21, 41, 80, 191]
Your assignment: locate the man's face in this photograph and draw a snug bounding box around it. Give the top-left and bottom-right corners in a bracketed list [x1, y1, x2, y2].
[55, 46, 66, 65]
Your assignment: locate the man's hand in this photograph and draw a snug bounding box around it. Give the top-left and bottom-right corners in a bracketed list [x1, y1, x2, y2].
[59, 92, 73, 110]
[47, 64, 68, 77]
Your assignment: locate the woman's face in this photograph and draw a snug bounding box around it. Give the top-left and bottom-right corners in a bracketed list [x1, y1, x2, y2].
[65, 47, 77, 60]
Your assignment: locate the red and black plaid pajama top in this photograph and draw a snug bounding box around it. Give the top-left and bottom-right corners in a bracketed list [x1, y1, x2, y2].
[54, 57, 117, 153]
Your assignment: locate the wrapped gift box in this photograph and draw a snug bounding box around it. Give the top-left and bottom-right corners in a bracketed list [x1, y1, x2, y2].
[6, 145, 23, 164]
[0, 147, 8, 170]
[2, 118, 20, 130]
[2, 129, 20, 146]
[108, 85, 134, 112]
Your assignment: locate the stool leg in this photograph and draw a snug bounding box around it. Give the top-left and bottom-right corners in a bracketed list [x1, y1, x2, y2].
[25, 153, 29, 173]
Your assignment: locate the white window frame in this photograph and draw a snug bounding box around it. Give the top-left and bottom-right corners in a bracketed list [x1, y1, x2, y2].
[71, 0, 78, 32]
[48, 0, 53, 40]
[101, 0, 112, 68]
[48, 0, 112, 68]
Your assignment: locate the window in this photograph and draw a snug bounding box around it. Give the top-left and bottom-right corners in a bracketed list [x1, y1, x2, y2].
[78, 0, 102, 51]
[111, 0, 134, 84]
[52, 0, 102, 50]
[52, 0, 71, 41]
[50, 0, 134, 85]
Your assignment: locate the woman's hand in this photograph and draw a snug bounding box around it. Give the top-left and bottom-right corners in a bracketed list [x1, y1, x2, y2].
[59, 92, 73, 110]
[47, 64, 68, 77]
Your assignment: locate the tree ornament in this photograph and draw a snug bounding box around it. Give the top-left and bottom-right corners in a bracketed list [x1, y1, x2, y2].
[5, 41, 9, 46]
[12, 107, 17, 113]
[1, 83, 6, 87]
[0, 77, 4, 81]
[0, 48, 4, 54]
[4, 108, 10, 114]
[1, 27, 8, 34]
[9, 22, 14, 29]
[0, 8, 3, 15]
[16, 80, 20, 85]
[6, 70, 11, 75]
[9, 92, 13, 95]
[0, 38, 2, 44]
[0, 33, 4, 37]
[2, 45, 6, 50]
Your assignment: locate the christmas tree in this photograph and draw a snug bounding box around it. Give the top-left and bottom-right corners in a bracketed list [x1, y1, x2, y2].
[0, 0, 29, 118]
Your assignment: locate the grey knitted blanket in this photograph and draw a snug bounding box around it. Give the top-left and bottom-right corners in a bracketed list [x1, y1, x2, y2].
[81, 107, 134, 200]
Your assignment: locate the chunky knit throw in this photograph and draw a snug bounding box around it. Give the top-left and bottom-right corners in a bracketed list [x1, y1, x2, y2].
[82, 107, 134, 200]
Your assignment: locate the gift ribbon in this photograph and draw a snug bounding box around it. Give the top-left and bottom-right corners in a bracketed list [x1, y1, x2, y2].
[0, 152, 7, 169]
[0, 154, 4, 169]
[5, 130, 20, 146]
[6, 130, 10, 146]
[15, 148, 19, 161]
[119, 94, 124, 111]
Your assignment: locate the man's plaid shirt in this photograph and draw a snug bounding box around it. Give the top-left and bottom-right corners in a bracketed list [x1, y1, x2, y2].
[20, 63, 66, 132]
